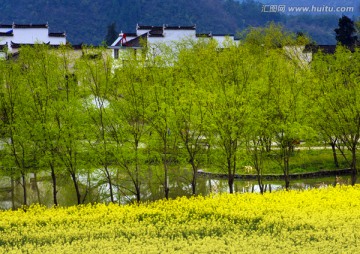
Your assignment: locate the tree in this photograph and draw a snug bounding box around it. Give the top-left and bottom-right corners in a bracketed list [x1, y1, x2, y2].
[17, 45, 67, 206]
[203, 40, 251, 194]
[145, 48, 180, 199]
[335, 16, 358, 47]
[78, 47, 118, 203]
[105, 22, 119, 46]
[148, 71, 177, 199]
[244, 24, 311, 191]
[310, 46, 360, 185]
[55, 47, 88, 205]
[172, 77, 209, 195]
[356, 20, 360, 36]
[0, 54, 38, 206]
[111, 57, 152, 203]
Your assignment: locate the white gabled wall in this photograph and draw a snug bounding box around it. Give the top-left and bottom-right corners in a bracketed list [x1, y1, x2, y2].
[13, 27, 49, 44]
[160, 29, 196, 43]
[212, 35, 235, 48]
[0, 24, 66, 54]
[110, 24, 239, 63]
[48, 36, 66, 45]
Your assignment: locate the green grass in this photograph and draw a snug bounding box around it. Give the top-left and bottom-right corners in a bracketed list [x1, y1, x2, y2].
[207, 148, 350, 175]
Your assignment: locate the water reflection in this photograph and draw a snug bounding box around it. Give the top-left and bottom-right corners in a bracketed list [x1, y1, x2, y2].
[0, 170, 353, 210]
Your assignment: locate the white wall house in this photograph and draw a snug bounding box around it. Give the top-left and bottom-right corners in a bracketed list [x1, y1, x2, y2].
[0, 23, 66, 55]
[109, 24, 237, 62]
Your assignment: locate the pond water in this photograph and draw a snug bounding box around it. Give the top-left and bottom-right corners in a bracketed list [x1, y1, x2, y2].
[0, 171, 354, 210]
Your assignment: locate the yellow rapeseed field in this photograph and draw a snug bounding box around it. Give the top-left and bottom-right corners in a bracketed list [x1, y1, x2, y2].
[1, 185, 360, 253]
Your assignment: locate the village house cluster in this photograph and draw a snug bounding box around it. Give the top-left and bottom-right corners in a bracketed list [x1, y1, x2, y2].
[108, 24, 238, 60]
[0, 23, 66, 58]
[0, 22, 343, 63]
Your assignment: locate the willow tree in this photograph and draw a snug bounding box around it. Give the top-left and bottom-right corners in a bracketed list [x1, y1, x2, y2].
[15, 45, 69, 206]
[310, 46, 360, 185]
[77, 47, 117, 203]
[244, 24, 311, 190]
[162, 39, 216, 195]
[146, 46, 179, 199]
[55, 46, 88, 205]
[203, 39, 252, 194]
[111, 56, 152, 203]
[0, 54, 37, 206]
[172, 89, 209, 195]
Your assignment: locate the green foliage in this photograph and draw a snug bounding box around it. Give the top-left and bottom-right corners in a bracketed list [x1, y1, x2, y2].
[0, 24, 359, 207]
[334, 15, 358, 47]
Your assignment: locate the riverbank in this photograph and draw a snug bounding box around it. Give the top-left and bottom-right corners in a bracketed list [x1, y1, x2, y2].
[197, 168, 352, 180]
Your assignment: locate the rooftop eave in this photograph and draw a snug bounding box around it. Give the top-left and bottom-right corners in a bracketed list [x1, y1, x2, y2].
[108, 46, 143, 50]
[49, 32, 66, 38]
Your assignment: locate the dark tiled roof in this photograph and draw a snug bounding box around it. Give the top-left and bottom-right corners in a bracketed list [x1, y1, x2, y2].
[212, 33, 234, 37]
[112, 33, 137, 47]
[196, 33, 212, 38]
[138, 24, 196, 31]
[125, 33, 137, 37]
[0, 31, 13, 37]
[149, 29, 163, 37]
[165, 25, 196, 30]
[13, 24, 48, 28]
[0, 42, 8, 50]
[0, 24, 12, 28]
[137, 25, 163, 30]
[49, 32, 66, 37]
[149, 34, 164, 37]
[123, 33, 147, 48]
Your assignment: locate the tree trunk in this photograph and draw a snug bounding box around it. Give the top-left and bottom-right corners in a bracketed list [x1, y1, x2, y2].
[284, 175, 290, 190]
[257, 175, 264, 194]
[191, 172, 196, 196]
[190, 159, 197, 195]
[227, 157, 234, 194]
[163, 140, 169, 199]
[33, 173, 41, 204]
[70, 172, 81, 205]
[50, 163, 58, 206]
[283, 147, 290, 190]
[228, 174, 234, 194]
[254, 149, 264, 194]
[135, 185, 141, 203]
[330, 140, 339, 168]
[21, 173, 27, 206]
[351, 147, 357, 185]
[105, 167, 114, 203]
[11, 176, 15, 210]
[134, 146, 141, 203]
[108, 177, 114, 203]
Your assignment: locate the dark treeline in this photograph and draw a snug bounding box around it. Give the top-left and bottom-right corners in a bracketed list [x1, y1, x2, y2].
[0, 24, 359, 209]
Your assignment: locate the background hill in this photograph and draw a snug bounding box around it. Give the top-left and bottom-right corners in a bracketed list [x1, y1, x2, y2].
[0, 0, 358, 45]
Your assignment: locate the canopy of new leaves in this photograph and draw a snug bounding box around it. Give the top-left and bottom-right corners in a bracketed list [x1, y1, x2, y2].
[1, 24, 359, 208]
